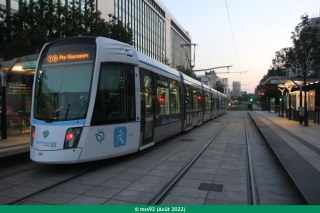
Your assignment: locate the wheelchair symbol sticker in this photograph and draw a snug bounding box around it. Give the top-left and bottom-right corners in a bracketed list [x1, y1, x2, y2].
[114, 127, 127, 147]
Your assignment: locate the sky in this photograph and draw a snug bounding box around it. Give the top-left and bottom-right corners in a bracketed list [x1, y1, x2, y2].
[158, 0, 320, 93]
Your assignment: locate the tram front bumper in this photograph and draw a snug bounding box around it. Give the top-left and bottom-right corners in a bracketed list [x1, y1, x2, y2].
[30, 146, 82, 164]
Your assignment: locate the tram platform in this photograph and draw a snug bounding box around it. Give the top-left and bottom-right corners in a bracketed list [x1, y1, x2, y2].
[249, 111, 320, 205]
[0, 133, 30, 161]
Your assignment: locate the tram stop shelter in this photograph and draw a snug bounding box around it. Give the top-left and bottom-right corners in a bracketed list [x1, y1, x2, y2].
[261, 76, 320, 125]
[0, 54, 38, 139]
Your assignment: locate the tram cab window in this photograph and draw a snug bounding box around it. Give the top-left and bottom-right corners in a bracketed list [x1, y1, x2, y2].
[170, 80, 180, 114]
[91, 63, 135, 125]
[156, 75, 169, 115]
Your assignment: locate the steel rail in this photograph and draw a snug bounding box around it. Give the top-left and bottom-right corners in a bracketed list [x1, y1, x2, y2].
[245, 115, 259, 205]
[147, 113, 235, 205]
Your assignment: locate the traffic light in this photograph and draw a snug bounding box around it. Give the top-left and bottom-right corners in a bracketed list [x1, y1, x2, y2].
[261, 92, 265, 96]
[250, 97, 253, 102]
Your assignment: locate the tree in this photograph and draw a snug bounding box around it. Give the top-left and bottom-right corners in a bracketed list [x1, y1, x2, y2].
[215, 81, 224, 93]
[290, 14, 320, 78]
[0, 0, 133, 60]
[291, 14, 320, 125]
[161, 57, 171, 66]
[176, 65, 200, 81]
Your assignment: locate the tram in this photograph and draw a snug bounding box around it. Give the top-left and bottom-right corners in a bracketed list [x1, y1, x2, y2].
[30, 37, 227, 163]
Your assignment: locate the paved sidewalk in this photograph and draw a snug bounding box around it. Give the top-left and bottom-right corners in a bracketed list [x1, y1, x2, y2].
[0, 134, 30, 159]
[249, 111, 320, 204]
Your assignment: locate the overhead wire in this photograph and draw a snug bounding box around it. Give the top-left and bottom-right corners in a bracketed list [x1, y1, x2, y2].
[196, 46, 213, 68]
[225, 0, 241, 73]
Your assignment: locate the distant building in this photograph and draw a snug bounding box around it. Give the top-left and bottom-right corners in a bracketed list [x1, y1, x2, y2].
[220, 78, 229, 97]
[232, 81, 241, 97]
[198, 70, 219, 89]
[199, 75, 212, 88]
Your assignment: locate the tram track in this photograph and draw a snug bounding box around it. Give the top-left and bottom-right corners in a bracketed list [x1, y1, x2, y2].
[147, 114, 236, 205]
[3, 113, 232, 205]
[6, 134, 179, 205]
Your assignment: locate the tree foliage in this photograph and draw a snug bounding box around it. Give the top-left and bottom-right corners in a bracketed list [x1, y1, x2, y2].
[256, 14, 320, 98]
[176, 65, 200, 81]
[269, 14, 320, 78]
[0, 0, 133, 60]
[214, 81, 224, 93]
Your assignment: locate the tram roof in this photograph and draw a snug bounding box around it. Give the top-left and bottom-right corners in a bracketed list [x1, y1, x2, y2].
[262, 76, 320, 89]
[136, 52, 180, 77]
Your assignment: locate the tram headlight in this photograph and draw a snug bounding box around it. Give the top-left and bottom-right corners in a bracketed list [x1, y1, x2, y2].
[30, 126, 35, 147]
[64, 127, 82, 149]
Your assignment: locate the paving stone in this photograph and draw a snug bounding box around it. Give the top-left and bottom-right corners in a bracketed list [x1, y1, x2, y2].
[170, 186, 208, 199]
[112, 190, 156, 204]
[183, 173, 215, 181]
[216, 169, 247, 177]
[187, 167, 217, 174]
[255, 177, 296, 188]
[126, 182, 165, 193]
[212, 181, 247, 192]
[258, 185, 302, 198]
[155, 164, 182, 172]
[204, 199, 247, 205]
[52, 182, 95, 194]
[214, 174, 247, 184]
[259, 194, 306, 205]
[0, 175, 31, 185]
[207, 190, 248, 202]
[0, 196, 16, 205]
[176, 179, 206, 188]
[97, 166, 128, 173]
[30, 190, 78, 205]
[0, 183, 13, 191]
[64, 195, 108, 205]
[161, 195, 205, 205]
[17, 200, 51, 205]
[137, 175, 171, 185]
[123, 167, 151, 175]
[19, 178, 58, 189]
[85, 171, 119, 179]
[0, 185, 40, 199]
[146, 169, 177, 178]
[70, 175, 108, 186]
[84, 186, 122, 199]
[113, 173, 143, 181]
[132, 163, 158, 170]
[100, 179, 133, 189]
[103, 199, 142, 205]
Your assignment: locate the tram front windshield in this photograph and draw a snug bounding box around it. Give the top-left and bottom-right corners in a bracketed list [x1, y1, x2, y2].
[34, 38, 95, 122]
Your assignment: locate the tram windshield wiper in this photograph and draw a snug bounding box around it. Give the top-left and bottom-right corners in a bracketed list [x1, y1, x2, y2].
[36, 95, 52, 123]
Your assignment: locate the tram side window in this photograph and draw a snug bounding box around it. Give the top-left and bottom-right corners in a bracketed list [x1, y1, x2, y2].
[193, 89, 198, 111]
[92, 63, 127, 124]
[170, 80, 180, 114]
[156, 75, 169, 115]
[205, 93, 210, 110]
[186, 85, 192, 113]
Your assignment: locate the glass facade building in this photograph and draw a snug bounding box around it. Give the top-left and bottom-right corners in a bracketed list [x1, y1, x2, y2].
[115, 0, 166, 62]
[1, 0, 191, 68]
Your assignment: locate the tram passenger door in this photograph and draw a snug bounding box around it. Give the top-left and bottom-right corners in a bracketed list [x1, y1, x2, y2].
[185, 86, 192, 129]
[140, 69, 155, 146]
